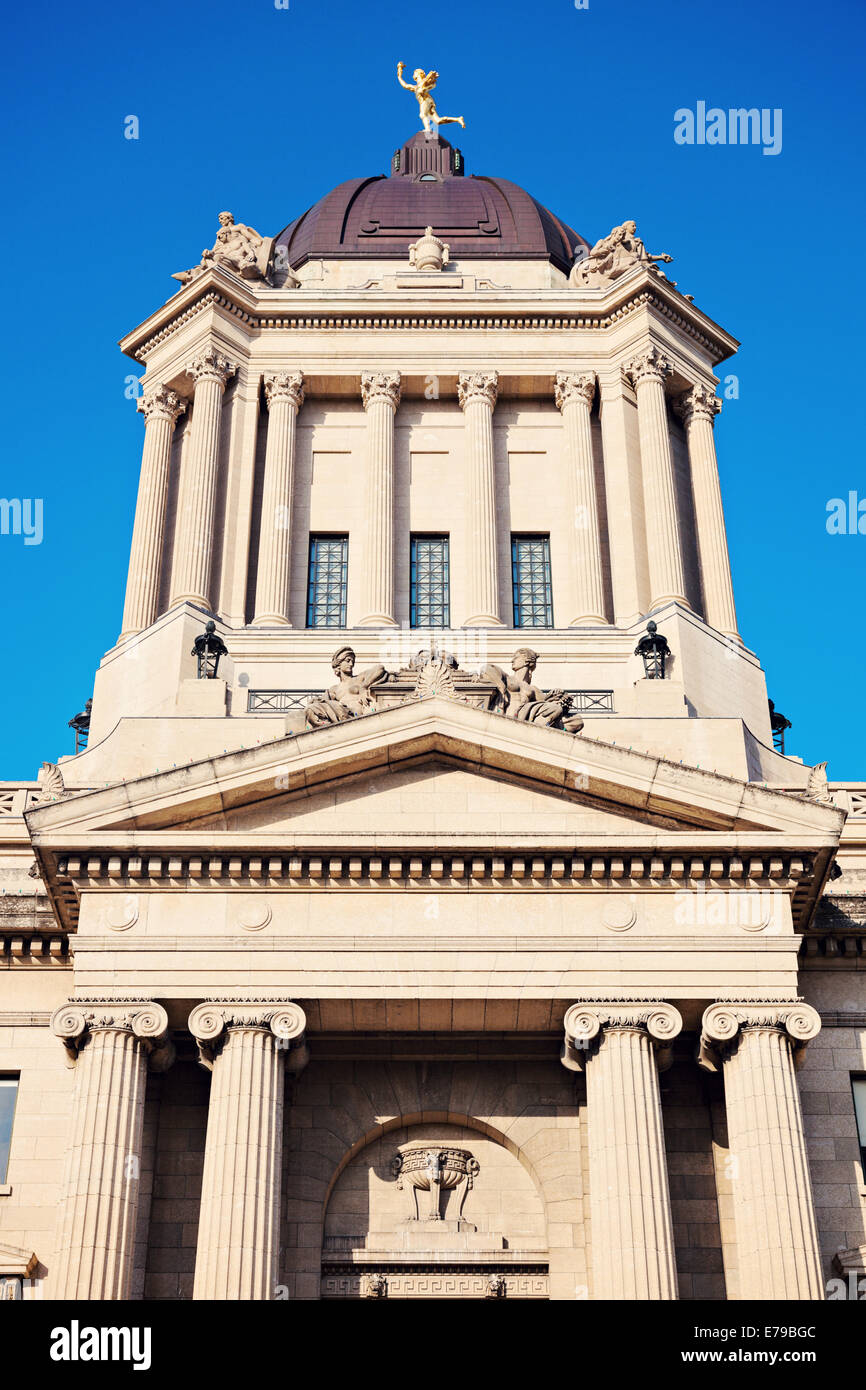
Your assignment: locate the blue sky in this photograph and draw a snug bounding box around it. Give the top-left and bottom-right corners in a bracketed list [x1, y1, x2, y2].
[1, 0, 863, 779]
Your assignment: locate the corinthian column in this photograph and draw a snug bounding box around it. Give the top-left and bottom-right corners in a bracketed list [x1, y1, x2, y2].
[121, 386, 186, 639]
[252, 371, 305, 626]
[699, 1000, 823, 1300]
[170, 345, 236, 609]
[458, 370, 502, 626]
[357, 371, 401, 627]
[625, 348, 688, 610]
[49, 999, 173, 1300]
[189, 1000, 307, 1301]
[555, 372, 606, 625]
[677, 385, 739, 637]
[562, 1000, 682, 1299]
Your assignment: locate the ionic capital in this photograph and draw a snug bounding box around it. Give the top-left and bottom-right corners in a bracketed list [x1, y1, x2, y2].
[554, 371, 596, 412]
[457, 370, 499, 412]
[51, 998, 172, 1067]
[562, 998, 682, 1071]
[624, 347, 673, 389]
[698, 999, 821, 1073]
[264, 370, 305, 411]
[137, 385, 186, 426]
[188, 998, 307, 1068]
[677, 383, 721, 429]
[186, 345, 236, 388]
[361, 370, 401, 413]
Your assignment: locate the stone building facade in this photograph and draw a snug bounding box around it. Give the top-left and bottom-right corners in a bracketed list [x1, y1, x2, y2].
[0, 130, 864, 1302]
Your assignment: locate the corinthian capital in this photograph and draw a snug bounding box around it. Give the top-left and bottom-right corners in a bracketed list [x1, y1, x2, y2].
[562, 998, 682, 1071]
[698, 999, 821, 1072]
[264, 370, 305, 411]
[624, 346, 673, 389]
[677, 383, 722, 428]
[457, 370, 499, 411]
[137, 384, 187, 426]
[188, 998, 307, 1066]
[554, 371, 596, 412]
[361, 371, 401, 412]
[187, 345, 236, 388]
[51, 998, 172, 1065]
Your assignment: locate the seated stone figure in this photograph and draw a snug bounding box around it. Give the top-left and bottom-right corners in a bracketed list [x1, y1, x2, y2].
[570, 220, 673, 289]
[482, 649, 584, 733]
[304, 647, 389, 729]
[173, 211, 271, 286]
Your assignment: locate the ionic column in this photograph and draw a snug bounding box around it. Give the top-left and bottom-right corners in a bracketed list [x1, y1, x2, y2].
[677, 386, 739, 637]
[189, 1000, 307, 1301]
[625, 348, 689, 610]
[458, 371, 503, 626]
[170, 345, 236, 609]
[357, 371, 401, 627]
[252, 371, 305, 626]
[121, 386, 186, 638]
[562, 1000, 682, 1299]
[49, 1000, 173, 1300]
[555, 372, 606, 625]
[699, 1000, 823, 1300]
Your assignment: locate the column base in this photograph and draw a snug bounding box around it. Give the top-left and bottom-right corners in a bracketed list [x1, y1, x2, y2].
[649, 595, 692, 611]
[250, 615, 293, 628]
[169, 592, 211, 610]
[568, 614, 607, 627]
[462, 615, 505, 627]
[355, 614, 399, 627]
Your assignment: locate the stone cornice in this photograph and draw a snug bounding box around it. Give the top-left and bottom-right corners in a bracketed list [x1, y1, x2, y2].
[119, 265, 739, 367]
[697, 998, 821, 1072]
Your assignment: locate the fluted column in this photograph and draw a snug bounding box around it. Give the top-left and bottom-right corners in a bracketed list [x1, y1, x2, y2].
[678, 385, 739, 637]
[699, 1000, 823, 1299]
[121, 387, 186, 638]
[562, 1000, 682, 1299]
[49, 999, 173, 1299]
[357, 371, 401, 627]
[252, 371, 305, 626]
[189, 1000, 307, 1301]
[555, 372, 606, 625]
[170, 345, 236, 609]
[458, 371, 503, 626]
[625, 348, 689, 610]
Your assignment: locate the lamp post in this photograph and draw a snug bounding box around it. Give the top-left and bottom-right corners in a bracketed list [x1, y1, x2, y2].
[192, 620, 228, 680]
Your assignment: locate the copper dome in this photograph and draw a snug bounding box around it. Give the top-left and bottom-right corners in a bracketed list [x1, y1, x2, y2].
[274, 133, 589, 276]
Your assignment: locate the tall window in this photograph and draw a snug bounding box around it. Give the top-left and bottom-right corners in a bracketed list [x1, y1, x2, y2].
[0, 1077, 18, 1184]
[410, 535, 450, 628]
[512, 535, 553, 628]
[853, 1076, 866, 1182]
[306, 536, 348, 628]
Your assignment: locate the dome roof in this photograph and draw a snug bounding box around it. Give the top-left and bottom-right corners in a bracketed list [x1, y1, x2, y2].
[274, 133, 589, 276]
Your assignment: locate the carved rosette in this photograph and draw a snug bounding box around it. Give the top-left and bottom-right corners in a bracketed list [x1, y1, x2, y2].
[562, 998, 683, 1071]
[624, 347, 673, 390]
[457, 370, 499, 411]
[677, 383, 721, 429]
[186, 346, 236, 388]
[554, 372, 596, 412]
[698, 999, 821, 1073]
[360, 370, 401, 413]
[264, 371, 305, 411]
[137, 384, 186, 426]
[51, 998, 172, 1067]
[188, 998, 307, 1065]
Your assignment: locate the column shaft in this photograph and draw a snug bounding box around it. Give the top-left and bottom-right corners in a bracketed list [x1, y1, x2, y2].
[563, 1001, 681, 1299]
[680, 387, 738, 636]
[358, 372, 400, 627]
[121, 387, 185, 637]
[701, 1002, 823, 1300]
[555, 373, 606, 624]
[49, 1001, 170, 1300]
[626, 349, 688, 609]
[598, 376, 644, 626]
[252, 372, 304, 626]
[458, 371, 502, 626]
[170, 346, 235, 609]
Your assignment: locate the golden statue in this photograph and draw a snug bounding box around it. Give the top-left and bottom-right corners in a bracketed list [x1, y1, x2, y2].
[397, 63, 465, 133]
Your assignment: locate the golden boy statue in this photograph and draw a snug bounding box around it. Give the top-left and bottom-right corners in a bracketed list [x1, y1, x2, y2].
[397, 63, 465, 133]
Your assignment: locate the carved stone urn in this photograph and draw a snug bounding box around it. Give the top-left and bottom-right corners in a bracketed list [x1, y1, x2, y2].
[408, 226, 450, 271]
[391, 1143, 479, 1225]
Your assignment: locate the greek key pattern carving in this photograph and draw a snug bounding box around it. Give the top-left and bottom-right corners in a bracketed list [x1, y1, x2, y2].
[321, 1272, 548, 1299]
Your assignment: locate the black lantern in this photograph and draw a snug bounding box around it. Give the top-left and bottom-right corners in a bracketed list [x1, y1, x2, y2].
[68, 698, 92, 753]
[192, 620, 228, 680]
[634, 620, 671, 679]
[768, 700, 792, 754]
